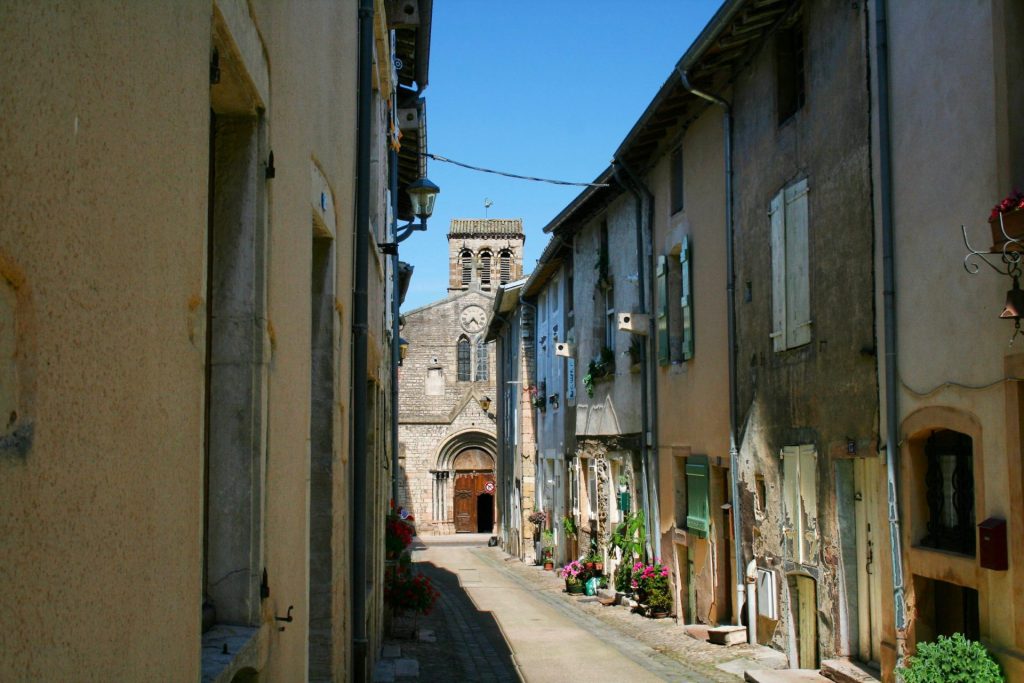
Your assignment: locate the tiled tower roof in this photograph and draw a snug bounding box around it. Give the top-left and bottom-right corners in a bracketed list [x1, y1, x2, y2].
[448, 218, 524, 238]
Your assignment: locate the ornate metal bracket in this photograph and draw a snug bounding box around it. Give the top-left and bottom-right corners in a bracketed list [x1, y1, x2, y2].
[963, 214, 1024, 344]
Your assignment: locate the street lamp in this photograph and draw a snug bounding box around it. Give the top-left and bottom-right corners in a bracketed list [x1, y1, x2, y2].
[407, 176, 440, 221]
[380, 176, 440, 254]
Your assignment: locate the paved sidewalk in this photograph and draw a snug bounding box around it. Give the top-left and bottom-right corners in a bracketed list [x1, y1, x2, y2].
[378, 535, 786, 682]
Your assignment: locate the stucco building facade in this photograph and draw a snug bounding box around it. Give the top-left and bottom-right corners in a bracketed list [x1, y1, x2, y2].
[398, 219, 524, 535]
[0, 1, 431, 680]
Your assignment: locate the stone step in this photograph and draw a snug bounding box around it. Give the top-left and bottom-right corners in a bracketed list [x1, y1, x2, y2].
[820, 659, 881, 683]
[708, 625, 748, 646]
[744, 670, 830, 683]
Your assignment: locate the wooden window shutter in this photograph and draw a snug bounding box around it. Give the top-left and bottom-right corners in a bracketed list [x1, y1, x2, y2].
[681, 236, 693, 360]
[784, 179, 811, 348]
[770, 191, 786, 352]
[656, 255, 669, 365]
[685, 455, 710, 538]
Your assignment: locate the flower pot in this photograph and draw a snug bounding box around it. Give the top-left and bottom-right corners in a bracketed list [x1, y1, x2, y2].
[649, 610, 670, 619]
[595, 562, 604, 572]
[566, 581, 584, 594]
[585, 562, 595, 570]
[543, 561, 554, 570]
[990, 209, 1024, 251]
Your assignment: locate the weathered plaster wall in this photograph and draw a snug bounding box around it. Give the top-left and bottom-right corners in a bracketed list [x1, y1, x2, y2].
[573, 196, 644, 437]
[731, 0, 876, 664]
[0, 1, 373, 679]
[0, 2, 210, 678]
[874, 1, 1024, 678]
[646, 104, 732, 624]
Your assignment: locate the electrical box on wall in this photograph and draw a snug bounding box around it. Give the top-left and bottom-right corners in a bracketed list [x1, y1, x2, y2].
[555, 342, 573, 357]
[979, 517, 1008, 571]
[617, 312, 648, 334]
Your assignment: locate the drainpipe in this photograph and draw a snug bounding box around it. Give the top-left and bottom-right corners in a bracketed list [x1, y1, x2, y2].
[613, 160, 662, 561]
[874, 0, 908, 665]
[352, 0, 374, 679]
[389, 148, 400, 512]
[612, 162, 659, 562]
[677, 67, 746, 634]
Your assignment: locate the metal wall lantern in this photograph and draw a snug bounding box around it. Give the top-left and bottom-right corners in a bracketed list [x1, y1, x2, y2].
[962, 217, 1024, 344]
[407, 176, 440, 220]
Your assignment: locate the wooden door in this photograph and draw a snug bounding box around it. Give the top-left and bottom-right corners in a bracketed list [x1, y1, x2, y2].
[854, 457, 883, 665]
[454, 475, 476, 532]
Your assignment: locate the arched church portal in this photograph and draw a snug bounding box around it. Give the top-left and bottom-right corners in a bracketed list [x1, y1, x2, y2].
[431, 431, 496, 534]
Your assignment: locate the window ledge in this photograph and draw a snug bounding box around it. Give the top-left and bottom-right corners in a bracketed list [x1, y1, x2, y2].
[202, 624, 262, 683]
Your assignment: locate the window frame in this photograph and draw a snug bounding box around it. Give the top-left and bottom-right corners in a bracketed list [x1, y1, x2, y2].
[457, 336, 471, 381]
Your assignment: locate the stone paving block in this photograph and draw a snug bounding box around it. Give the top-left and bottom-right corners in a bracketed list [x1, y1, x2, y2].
[395, 658, 420, 677]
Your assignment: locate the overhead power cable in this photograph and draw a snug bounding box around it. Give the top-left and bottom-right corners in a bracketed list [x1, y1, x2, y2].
[421, 152, 609, 188]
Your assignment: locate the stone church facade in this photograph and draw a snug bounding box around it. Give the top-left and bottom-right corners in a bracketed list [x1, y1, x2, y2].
[398, 219, 525, 534]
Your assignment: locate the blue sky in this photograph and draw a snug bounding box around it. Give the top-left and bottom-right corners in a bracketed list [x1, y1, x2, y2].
[401, 0, 723, 311]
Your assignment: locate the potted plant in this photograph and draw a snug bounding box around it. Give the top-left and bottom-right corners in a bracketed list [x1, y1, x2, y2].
[582, 347, 615, 398]
[541, 530, 555, 570]
[384, 563, 440, 637]
[632, 560, 672, 618]
[561, 560, 586, 594]
[990, 189, 1024, 250]
[898, 633, 1003, 683]
[385, 513, 415, 562]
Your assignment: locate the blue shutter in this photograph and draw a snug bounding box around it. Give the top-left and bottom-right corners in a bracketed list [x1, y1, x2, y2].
[686, 455, 710, 538]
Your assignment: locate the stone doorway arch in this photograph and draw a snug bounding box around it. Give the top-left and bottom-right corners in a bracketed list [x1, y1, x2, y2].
[431, 431, 496, 534]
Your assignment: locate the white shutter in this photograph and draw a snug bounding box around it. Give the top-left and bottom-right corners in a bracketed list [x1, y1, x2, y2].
[785, 179, 811, 348]
[770, 192, 787, 351]
[798, 444, 818, 564]
[781, 446, 799, 559]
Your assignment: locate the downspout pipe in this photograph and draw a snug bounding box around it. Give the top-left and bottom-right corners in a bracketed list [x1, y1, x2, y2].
[389, 147, 400, 512]
[612, 161, 658, 562]
[614, 159, 662, 561]
[352, 0, 374, 679]
[677, 67, 746, 633]
[874, 0, 908, 665]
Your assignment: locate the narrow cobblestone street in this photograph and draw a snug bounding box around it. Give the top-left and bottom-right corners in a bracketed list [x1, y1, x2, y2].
[377, 536, 786, 682]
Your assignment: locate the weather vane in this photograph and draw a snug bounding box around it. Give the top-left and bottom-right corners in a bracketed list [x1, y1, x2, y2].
[484, 198, 493, 218]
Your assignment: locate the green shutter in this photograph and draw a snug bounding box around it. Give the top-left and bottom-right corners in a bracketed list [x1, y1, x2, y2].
[656, 254, 669, 365]
[685, 455, 709, 538]
[680, 237, 693, 360]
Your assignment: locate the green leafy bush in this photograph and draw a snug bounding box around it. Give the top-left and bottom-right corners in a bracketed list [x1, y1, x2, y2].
[898, 633, 1003, 683]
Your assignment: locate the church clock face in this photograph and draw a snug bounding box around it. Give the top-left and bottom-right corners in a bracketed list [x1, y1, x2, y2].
[460, 305, 486, 334]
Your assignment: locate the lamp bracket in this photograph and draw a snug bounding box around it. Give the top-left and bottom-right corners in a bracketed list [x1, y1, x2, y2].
[962, 221, 1023, 279]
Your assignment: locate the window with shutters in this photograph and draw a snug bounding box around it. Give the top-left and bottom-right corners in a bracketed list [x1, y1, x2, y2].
[587, 459, 598, 519]
[658, 239, 693, 365]
[499, 250, 512, 284]
[479, 250, 492, 289]
[457, 336, 471, 381]
[671, 147, 684, 214]
[460, 250, 472, 287]
[686, 455, 710, 538]
[604, 285, 616, 353]
[782, 444, 818, 564]
[770, 179, 811, 351]
[474, 339, 489, 382]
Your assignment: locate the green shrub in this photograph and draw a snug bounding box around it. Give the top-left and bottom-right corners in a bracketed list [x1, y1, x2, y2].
[898, 633, 1003, 683]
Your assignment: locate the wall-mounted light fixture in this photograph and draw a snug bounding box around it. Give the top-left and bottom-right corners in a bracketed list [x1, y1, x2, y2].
[478, 396, 492, 413]
[963, 217, 1024, 344]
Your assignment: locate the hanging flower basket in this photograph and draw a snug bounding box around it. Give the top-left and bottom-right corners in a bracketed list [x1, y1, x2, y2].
[989, 191, 1024, 251]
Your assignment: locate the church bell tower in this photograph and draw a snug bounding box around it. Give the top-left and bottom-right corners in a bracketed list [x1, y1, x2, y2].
[447, 219, 525, 292]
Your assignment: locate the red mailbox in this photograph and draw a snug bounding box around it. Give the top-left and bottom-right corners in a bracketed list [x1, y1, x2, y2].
[978, 517, 1008, 571]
